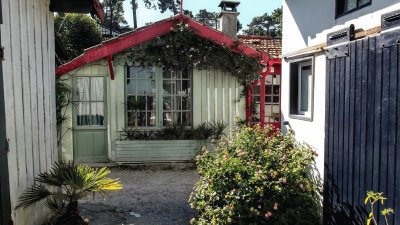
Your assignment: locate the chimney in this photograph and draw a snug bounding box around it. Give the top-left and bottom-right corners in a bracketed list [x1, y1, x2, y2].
[218, 1, 240, 39]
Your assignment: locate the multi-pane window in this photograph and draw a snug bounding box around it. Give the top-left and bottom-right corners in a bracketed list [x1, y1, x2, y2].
[162, 68, 192, 126]
[289, 57, 314, 121]
[126, 67, 156, 127]
[251, 75, 281, 123]
[336, 0, 371, 17]
[126, 66, 192, 128]
[74, 77, 105, 126]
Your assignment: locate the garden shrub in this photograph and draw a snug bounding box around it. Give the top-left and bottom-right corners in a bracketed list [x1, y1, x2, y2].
[189, 125, 322, 225]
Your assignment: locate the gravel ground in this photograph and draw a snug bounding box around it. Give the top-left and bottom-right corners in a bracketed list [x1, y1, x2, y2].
[79, 166, 199, 225]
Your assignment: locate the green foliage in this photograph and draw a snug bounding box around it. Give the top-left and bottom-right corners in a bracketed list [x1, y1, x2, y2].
[159, 124, 188, 140]
[243, 7, 282, 38]
[126, 22, 261, 93]
[16, 162, 122, 223]
[189, 125, 322, 225]
[120, 120, 228, 141]
[55, 14, 103, 62]
[193, 123, 214, 140]
[56, 78, 73, 146]
[100, 0, 131, 33]
[121, 128, 158, 140]
[365, 191, 394, 225]
[209, 120, 229, 139]
[195, 9, 220, 30]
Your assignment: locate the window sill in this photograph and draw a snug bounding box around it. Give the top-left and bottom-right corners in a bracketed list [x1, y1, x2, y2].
[289, 114, 313, 122]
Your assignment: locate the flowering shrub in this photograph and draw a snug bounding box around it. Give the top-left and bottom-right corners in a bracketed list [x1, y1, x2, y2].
[189, 125, 322, 225]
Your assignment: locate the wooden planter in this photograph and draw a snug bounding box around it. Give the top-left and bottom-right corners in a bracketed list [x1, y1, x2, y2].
[115, 140, 211, 163]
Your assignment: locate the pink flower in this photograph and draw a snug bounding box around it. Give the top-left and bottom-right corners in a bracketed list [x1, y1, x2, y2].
[265, 211, 273, 218]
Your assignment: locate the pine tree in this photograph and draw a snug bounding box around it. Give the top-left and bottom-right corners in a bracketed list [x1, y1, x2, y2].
[243, 7, 282, 38]
[101, 0, 131, 33]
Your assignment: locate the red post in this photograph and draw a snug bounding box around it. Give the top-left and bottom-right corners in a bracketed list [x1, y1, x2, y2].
[180, 0, 183, 15]
[107, 55, 115, 80]
[246, 88, 252, 124]
[260, 76, 265, 126]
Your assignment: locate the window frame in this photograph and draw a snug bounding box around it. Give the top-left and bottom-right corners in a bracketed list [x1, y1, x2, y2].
[125, 66, 157, 128]
[288, 56, 315, 122]
[125, 66, 193, 129]
[336, 0, 371, 18]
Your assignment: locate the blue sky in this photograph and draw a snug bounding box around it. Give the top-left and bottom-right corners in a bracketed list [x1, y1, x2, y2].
[122, 0, 282, 31]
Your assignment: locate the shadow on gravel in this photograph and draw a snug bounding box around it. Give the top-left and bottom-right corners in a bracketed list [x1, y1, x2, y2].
[79, 167, 199, 225]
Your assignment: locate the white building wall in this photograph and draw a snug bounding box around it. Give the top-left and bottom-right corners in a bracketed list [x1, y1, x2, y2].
[1, 0, 57, 224]
[282, 0, 400, 175]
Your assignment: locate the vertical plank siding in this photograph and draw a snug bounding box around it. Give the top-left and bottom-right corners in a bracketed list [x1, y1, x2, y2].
[193, 69, 245, 128]
[324, 30, 400, 224]
[1, 0, 56, 224]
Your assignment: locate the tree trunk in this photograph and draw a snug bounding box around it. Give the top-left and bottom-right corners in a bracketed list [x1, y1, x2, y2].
[132, 0, 138, 29]
[66, 200, 80, 217]
[53, 201, 88, 225]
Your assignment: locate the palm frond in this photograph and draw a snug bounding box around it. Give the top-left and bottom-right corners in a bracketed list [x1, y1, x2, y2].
[16, 184, 52, 209]
[45, 197, 64, 212]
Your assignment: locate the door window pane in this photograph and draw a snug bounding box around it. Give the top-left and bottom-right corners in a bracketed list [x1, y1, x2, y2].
[76, 77, 90, 101]
[91, 102, 104, 126]
[77, 102, 91, 126]
[91, 77, 104, 101]
[75, 77, 105, 127]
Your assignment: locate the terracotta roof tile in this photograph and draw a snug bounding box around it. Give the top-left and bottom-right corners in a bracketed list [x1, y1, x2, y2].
[238, 35, 282, 59]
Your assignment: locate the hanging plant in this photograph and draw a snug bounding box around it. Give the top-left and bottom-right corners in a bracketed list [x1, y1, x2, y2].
[123, 22, 262, 95]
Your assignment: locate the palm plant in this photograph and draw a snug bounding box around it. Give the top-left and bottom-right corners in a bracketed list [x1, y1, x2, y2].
[16, 162, 123, 225]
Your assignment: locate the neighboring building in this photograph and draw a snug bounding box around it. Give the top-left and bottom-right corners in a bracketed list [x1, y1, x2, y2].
[0, 0, 103, 224]
[56, 1, 282, 163]
[282, 0, 400, 223]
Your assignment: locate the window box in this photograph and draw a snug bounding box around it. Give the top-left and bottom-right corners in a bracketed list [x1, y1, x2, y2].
[114, 140, 212, 162]
[288, 57, 314, 121]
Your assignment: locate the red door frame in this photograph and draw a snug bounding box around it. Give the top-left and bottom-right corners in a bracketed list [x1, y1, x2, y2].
[246, 59, 282, 129]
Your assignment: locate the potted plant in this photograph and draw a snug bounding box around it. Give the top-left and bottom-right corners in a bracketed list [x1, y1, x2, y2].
[16, 162, 122, 225]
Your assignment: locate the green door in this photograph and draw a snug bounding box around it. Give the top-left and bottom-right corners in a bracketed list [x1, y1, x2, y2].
[73, 76, 108, 162]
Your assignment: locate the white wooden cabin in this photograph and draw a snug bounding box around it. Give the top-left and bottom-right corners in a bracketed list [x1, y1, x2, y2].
[0, 0, 103, 224]
[57, 2, 282, 163]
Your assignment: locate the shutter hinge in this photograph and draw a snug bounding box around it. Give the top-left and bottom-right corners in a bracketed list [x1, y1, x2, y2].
[5, 138, 10, 152]
[0, 46, 5, 61]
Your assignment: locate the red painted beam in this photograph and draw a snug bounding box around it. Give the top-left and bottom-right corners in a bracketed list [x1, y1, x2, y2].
[107, 56, 115, 80]
[57, 15, 271, 77]
[56, 17, 177, 76]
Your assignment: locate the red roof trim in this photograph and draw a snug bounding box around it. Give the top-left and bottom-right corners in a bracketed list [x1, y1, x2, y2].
[56, 15, 270, 76]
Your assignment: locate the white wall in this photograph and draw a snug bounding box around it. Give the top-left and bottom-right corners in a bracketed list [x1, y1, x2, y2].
[1, 0, 57, 224]
[282, 0, 400, 175]
[283, 0, 400, 53]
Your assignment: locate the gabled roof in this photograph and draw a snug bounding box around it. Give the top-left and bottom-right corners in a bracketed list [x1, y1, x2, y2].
[56, 15, 270, 76]
[238, 35, 282, 59]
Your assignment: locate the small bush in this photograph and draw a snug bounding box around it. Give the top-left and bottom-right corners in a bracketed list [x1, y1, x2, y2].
[189, 125, 322, 225]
